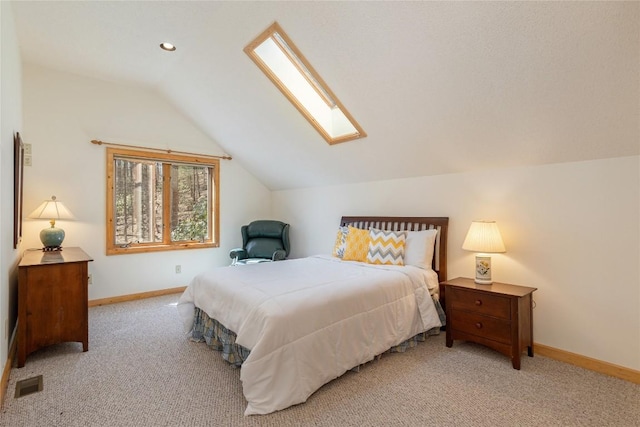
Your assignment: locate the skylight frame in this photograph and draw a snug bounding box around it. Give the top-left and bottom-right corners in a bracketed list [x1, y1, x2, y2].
[244, 22, 366, 145]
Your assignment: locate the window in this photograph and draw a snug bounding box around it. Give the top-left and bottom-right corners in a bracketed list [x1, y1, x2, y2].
[106, 147, 219, 255]
[245, 22, 366, 145]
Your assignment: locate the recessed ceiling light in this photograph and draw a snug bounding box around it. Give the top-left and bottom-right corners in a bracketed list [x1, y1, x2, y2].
[160, 42, 176, 52]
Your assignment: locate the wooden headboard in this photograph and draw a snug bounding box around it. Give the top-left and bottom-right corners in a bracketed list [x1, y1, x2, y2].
[340, 216, 449, 283]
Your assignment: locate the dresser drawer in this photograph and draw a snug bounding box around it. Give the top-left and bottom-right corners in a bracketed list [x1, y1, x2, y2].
[449, 310, 511, 345]
[449, 288, 511, 320]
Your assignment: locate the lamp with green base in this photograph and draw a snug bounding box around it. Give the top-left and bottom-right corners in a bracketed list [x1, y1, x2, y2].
[27, 195, 75, 251]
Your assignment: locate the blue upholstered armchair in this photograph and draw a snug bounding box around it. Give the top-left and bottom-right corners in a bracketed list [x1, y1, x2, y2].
[229, 220, 290, 265]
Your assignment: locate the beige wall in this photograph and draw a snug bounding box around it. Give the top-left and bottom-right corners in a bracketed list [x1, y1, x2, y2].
[0, 1, 23, 370]
[20, 64, 273, 301]
[272, 157, 640, 371]
[8, 7, 639, 375]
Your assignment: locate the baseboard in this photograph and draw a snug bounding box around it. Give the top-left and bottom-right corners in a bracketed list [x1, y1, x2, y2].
[0, 332, 17, 409]
[88, 286, 187, 307]
[535, 343, 640, 384]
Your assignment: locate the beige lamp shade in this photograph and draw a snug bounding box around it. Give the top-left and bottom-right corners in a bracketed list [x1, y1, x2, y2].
[462, 220, 506, 285]
[28, 196, 75, 250]
[28, 195, 76, 222]
[462, 220, 506, 253]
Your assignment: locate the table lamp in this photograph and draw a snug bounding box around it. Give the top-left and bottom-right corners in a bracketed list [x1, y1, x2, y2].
[462, 220, 506, 284]
[28, 195, 75, 251]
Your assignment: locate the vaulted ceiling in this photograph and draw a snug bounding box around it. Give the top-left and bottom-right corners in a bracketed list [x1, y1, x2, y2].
[10, 1, 639, 190]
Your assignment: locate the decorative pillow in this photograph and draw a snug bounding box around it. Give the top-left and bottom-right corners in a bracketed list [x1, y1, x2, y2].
[367, 228, 407, 265]
[404, 229, 438, 270]
[342, 226, 371, 262]
[332, 226, 349, 258]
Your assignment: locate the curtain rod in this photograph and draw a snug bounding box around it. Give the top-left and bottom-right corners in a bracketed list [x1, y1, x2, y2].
[90, 139, 232, 160]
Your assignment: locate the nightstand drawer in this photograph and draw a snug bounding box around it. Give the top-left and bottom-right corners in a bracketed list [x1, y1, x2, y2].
[449, 310, 511, 345]
[449, 288, 511, 319]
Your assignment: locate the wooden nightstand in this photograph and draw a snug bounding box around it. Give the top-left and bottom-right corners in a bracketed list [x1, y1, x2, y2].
[18, 247, 93, 367]
[441, 277, 537, 370]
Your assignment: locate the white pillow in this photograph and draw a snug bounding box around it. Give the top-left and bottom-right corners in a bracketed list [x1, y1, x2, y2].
[404, 229, 438, 270]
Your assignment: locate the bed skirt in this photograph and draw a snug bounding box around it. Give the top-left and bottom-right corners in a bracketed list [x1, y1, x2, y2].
[190, 297, 446, 368]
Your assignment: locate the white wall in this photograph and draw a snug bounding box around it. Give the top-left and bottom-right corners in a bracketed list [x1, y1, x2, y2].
[15, 46, 639, 375]
[272, 156, 640, 371]
[0, 1, 23, 371]
[21, 64, 272, 301]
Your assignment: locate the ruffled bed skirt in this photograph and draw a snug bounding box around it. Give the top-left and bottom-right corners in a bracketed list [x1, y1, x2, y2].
[190, 297, 446, 368]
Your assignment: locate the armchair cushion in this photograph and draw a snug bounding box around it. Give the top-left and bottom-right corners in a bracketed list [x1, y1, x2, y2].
[245, 238, 284, 259]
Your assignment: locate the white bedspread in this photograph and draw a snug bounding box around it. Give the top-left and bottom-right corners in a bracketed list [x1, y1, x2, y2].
[177, 255, 442, 415]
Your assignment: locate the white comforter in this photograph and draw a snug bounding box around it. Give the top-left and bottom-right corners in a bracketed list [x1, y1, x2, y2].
[177, 255, 442, 415]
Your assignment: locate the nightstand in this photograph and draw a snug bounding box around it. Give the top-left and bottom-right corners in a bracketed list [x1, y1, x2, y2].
[441, 277, 537, 370]
[18, 247, 93, 367]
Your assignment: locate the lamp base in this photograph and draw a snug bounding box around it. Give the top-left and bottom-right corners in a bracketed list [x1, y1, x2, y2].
[42, 246, 63, 252]
[40, 227, 65, 250]
[474, 254, 493, 285]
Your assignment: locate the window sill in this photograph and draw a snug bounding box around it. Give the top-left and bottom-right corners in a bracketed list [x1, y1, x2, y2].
[107, 242, 218, 256]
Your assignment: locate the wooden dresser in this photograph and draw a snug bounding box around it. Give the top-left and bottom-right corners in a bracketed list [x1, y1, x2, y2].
[18, 247, 93, 368]
[441, 277, 537, 370]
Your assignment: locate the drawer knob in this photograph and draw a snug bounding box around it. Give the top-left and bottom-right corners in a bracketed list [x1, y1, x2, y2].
[475, 299, 482, 306]
[475, 322, 483, 329]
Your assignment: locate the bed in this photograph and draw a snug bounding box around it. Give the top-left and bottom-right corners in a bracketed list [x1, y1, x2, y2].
[177, 216, 449, 415]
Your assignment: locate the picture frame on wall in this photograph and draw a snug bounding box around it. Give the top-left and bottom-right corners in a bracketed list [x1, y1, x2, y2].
[14, 132, 24, 249]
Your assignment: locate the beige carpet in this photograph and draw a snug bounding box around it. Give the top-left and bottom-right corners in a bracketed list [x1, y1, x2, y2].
[1, 294, 638, 426]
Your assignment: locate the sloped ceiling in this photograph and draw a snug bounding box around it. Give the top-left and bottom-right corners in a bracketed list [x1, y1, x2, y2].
[11, 1, 639, 190]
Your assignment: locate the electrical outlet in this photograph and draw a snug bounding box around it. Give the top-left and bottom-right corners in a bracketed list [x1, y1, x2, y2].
[88, 274, 92, 285]
[24, 156, 32, 167]
[175, 265, 181, 274]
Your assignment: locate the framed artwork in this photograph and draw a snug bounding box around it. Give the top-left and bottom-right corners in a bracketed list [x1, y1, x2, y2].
[14, 132, 24, 248]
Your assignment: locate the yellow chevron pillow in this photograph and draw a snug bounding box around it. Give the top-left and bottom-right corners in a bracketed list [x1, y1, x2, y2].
[367, 228, 407, 266]
[342, 226, 371, 262]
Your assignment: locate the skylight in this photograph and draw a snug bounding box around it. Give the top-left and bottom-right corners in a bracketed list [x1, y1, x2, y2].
[245, 22, 366, 145]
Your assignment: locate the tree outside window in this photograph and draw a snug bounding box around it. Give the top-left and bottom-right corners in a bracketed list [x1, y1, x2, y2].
[106, 147, 219, 255]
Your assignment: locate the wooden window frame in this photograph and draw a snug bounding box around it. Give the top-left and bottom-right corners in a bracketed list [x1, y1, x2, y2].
[244, 22, 366, 145]
[106, 147, 220, 255]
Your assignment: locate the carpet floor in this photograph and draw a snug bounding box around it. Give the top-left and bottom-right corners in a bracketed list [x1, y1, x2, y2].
[1, 294, 638, 426]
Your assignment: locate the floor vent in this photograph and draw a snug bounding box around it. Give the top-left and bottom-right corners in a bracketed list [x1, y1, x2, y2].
[15, 375, 43, 398]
